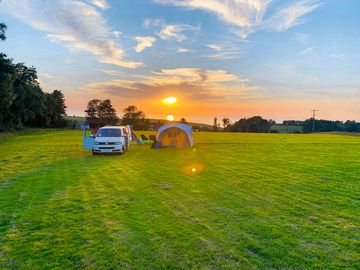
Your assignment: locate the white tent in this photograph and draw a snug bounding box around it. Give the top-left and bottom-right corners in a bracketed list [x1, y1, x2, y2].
[156, 123, 194, 148]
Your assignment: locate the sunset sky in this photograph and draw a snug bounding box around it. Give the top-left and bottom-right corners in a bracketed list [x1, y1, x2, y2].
[1, 0, 359, 123]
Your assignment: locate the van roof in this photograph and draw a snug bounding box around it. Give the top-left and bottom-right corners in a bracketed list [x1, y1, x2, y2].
[99, 126, 123, 129]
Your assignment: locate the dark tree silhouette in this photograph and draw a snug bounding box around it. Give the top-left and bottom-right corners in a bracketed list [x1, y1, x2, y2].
[180, 118, 187, 124]
[0, 23, 6, 41]
[121, 105, 148, 130]
[85, 99, 118, 127]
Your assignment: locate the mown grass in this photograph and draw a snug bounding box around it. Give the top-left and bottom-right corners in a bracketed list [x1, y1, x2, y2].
[0, 130, 359, 269]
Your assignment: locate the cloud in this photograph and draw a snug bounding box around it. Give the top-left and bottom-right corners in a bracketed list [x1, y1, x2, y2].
[99, 69, 124, 76]
[85, 68, 255, 101]
[266, 0, 321, 31]
[157, 24, 199, 42]
[203, 41, 243, 59]
[177, 48, 190, 53]
[202, 51, 243, 60]
[153, 0, 321, 38]
[38, 72, 54, 79]
[133, 36, 156, 52]
[330, 53, 345, 60]
[0, 0, 143, 68]
[206, 44, 222, 51]
[89, 0, 108, 9]
[143, 18, 164, 28]
[112, 31, 122, 38]
[301, 47, 315, 55]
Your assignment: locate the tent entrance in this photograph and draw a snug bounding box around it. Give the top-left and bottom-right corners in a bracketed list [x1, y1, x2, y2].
[157, 127, 191, 148]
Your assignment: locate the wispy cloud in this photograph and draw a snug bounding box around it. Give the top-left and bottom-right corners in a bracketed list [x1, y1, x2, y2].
[143, 18, 165, 28]
[157, 24, 199, 41]
[38, 72, 54, 79]
[301, 47, 315, 55]
[89, 0, 108, 9]
[153, 0, 321, 38]
[85, 68, 254, 101]
[177, 48, 191, 53]
[203, 41, 243, 59]
[206, 44, 222, 51]
[330, 53, 345, 60]
[99, 69, 124, 76]
[112, 31, 122, 38]
[133, 36, 156, 52]
[1, 0, 142, 68]
[266, 0, 321, 31]
[202, 51, 243, 60]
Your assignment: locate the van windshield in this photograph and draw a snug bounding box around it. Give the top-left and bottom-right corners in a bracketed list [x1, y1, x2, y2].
[97, 128, 121, 137]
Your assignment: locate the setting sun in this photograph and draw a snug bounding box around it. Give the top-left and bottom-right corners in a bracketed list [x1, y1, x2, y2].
[162, 96, 177, 104]
[167, 115, 174, 121]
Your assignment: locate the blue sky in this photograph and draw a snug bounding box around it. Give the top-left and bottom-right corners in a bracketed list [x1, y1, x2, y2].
[1, 0, 359, 123]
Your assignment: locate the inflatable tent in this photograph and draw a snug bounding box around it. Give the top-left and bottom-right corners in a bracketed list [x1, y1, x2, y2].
[156, 123, 194, 148]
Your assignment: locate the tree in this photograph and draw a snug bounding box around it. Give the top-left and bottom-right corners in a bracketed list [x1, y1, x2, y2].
[85, 99, 101, 127]
[44, 90, 67, 127]
[0, 23, 6, 41]
[121, 105, 147, 130]
[85, 99, 118, 127]
[213, 117, 218, 131]
[98, 99, 119, 126]
[0, 34, 67, 130]
[222, 118, 230, 129]
[9, 63, 46, 128]
[227, 116, 273, 133]
[0, 53, 16, 129]
[180, 118, 187, 124]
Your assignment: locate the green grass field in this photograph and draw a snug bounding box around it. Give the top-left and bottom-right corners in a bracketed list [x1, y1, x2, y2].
[0, 130, 359, 269]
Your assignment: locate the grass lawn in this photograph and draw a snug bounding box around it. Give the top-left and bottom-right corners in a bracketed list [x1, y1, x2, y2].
[0, 130, 359, 269]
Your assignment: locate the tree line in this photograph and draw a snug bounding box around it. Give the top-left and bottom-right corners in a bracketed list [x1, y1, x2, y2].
[212, 116, 275, 133]
[85, 100, 149, 130]
[303, 119, 360, 133]
[0, 24, 66, 131]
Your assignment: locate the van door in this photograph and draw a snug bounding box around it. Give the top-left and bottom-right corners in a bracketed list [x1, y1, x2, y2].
[126, 125, 132, 142]
[83, 128, 95, 150]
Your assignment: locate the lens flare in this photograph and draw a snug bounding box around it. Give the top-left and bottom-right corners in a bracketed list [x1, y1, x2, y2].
[181, 163, 205, 176]
[162, 97, 177, 104]
[167, 115, 174, 121]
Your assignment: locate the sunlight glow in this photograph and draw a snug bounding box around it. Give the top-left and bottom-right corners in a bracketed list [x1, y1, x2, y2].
[162, 96, 177, 104]
[167, 115, 174, 121]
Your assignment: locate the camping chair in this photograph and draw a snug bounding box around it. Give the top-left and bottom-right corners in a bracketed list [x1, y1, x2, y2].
[149, 135, 156, 142]
[131, 132, 143, 144]
[140, 134, 152, 143]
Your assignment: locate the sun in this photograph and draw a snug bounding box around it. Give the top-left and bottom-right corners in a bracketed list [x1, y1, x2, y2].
[167, 115, 174, 121]
[162, 96, 177, 104]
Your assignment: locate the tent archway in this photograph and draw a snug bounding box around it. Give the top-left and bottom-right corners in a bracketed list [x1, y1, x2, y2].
[156, 123, 194, 148]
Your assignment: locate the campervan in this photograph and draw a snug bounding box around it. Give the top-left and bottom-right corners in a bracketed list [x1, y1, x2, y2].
[83, 126, 128, 155]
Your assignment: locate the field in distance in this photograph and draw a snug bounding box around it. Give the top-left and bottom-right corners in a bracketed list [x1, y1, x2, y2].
[0, 130, 359, 269]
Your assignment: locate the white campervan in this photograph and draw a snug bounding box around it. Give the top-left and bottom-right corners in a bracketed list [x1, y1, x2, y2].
[83, 126, 127, 155]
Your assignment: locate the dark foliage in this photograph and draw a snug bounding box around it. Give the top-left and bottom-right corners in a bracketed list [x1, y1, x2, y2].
[85, 99, 119, 127]
[226, 116, 275, 133]
[0, 22, 6, 41]
[121, 105, 149, 130]
[0, 53, 67, 130]
[303, 118, 360, 133]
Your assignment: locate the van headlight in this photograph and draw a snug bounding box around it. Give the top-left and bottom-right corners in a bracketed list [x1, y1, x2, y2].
[95, 142, 100, 145]
[115, 141, 121, 145]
